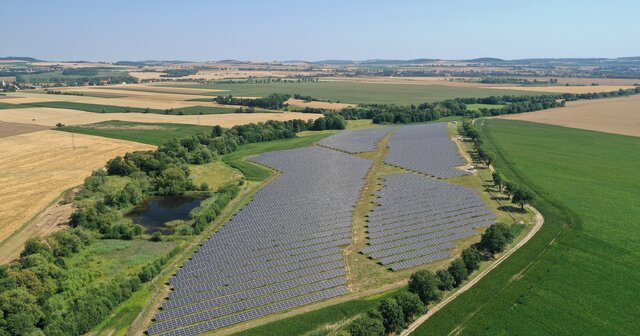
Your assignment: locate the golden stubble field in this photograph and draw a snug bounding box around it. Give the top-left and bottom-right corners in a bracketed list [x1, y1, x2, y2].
[0, 130, 155, 247]
[499, 95, 640, 137]
[0, 107, 321, 127]
[487, 85, 637, 94]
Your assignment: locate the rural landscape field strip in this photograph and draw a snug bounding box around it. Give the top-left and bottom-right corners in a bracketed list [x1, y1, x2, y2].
[149, 147, 372, 335]
[385, 123, 468, 178]
[362, 173, 495, 271]
[317, 127, 392, 153]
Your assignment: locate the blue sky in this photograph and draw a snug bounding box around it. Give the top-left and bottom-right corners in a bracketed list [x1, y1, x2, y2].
[1, 0, 638, 61]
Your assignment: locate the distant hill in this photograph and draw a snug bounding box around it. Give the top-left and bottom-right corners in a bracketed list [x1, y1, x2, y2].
[216, 60, 249, 64]
[114, 60, 193, 66]
[0, 56, 41, 62]
[311, 60, 355, 65]
[465, 57, 505, 63]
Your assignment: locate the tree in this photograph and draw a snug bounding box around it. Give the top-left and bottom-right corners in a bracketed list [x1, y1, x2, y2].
[378, 298, 405, 334]
[408, 270, 442, 305]
[347, 315, 385, 336]
[480, 224, 508, 256]
[0, 288, 42, 336]
[504, 180, 519, 198]
[484, 151, 496, 166]
[436, 269, 455, 291]
[512, 187, 535, 210]
[393, 292, 426, 322]
[106, 156, 137, 176]
[461, 247, 482, 273]
[448, 258, 469, 287]
[492, 171, 505, 191]
[211, 125, 223, 137]
[494, 223, 514, 243]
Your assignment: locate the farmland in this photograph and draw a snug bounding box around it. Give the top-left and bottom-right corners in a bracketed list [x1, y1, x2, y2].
[0, 130, 154, 261]
[158, 81, 550, 105]
[412, 119, 640, 335]
[500, 95, 640, 137]
[0, 107, 320, 128]
[24, 101, 238, 115]
[58, 120, 213, 146]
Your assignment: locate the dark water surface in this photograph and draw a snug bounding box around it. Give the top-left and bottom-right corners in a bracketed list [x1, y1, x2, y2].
[126, 196, 202, 234]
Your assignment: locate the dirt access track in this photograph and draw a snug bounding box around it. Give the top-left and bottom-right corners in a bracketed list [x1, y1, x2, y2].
[0, 130, 154, 262]
[500, 95, 640, 137]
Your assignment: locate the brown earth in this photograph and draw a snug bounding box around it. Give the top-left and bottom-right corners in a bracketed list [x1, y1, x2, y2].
[0, 122, 50, 138]
[499, 95, 640, 137]
[0, 130, 154, 248]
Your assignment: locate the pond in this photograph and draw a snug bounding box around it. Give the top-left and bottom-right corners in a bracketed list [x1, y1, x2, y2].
[126, 196, 202, 234]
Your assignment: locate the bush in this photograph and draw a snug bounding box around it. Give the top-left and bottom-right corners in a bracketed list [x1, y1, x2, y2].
[150, 232, 163, 242]
[393, 292, 426, 322]
[347, 315, 385, 336]
[436, 269, 456, 291]
[461, 247, 481, 273]
[378, 298, 405, 334]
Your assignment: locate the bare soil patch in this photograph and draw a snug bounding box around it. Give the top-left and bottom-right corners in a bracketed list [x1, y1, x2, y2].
[499, 95, 640, 137]
[0, 122, 50, 138]
[0, 130, 154, 246]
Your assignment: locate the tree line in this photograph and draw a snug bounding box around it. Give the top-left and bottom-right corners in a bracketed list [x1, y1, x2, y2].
[215, 93, 291, 110]
[463, 120, 535, 210]
[347, 222, 518, 336]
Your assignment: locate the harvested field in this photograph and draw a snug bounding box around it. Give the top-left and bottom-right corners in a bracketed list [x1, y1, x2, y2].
[499, 96, 640, 137]
[487, 85, 636, 94]
[0, 107, 321, 127]
[0, 122, 49, 138]
[286, 98, 355, 110]
[0, 130, 154, 247]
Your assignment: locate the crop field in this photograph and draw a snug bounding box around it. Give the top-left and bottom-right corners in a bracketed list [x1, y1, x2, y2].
[0, 130, 154, 249]
[0, 107, 320, 127]
[189, 161, 243, 191]
[0, 121, 49, 137]
[488, 85, 636, 93]
[412, 119, 640, 335]
[500, 95, 640, 137]
[159, 81, 548, 105]
[57, 120, 212, 146]
[24, 101, 238, 115]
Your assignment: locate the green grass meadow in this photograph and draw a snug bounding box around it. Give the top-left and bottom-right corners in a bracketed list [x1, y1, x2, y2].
[57, 120, 212, 146]
[412, 119, 640, 335]
[160, 81, 549, 105]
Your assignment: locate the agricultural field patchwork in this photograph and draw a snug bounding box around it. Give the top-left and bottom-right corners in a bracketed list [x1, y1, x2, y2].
[500, 95, 640, 137]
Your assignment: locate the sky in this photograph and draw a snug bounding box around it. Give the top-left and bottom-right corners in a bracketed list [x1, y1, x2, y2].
[1, 0, 639, 62]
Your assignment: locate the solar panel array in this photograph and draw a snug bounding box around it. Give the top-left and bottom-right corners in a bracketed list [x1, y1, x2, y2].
[385, 122, 468, 178]
[362, 173, 496, 271]
[149, 146, 372, 335]
[318, 127, 392, 153]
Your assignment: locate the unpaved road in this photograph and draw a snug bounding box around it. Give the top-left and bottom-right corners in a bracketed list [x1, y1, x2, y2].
[400, 206, 544, 336]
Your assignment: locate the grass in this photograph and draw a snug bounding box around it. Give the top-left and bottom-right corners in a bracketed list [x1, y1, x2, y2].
[57, 120, 212, 146]
[189, 161, 243, 190]
[232, 288, 406, 336]
[222, 131, 338, 181]
[412, 119, 640, 335]
[466, 103, 505, 111]
[22, 101, 237, 115]
[17, 70, 129, 82]
[159, 81, 550, 105]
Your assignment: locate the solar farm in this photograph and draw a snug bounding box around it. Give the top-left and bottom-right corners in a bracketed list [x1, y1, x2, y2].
[148, 121, 497, 335]
[362, 173, 496, 271]
[149, 147, 372, 335]
[385, 122, 469, 178]
[318, 127, 392, 153]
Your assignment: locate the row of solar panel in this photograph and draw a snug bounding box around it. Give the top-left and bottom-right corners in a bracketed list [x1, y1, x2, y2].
[318, 127, 392, 153]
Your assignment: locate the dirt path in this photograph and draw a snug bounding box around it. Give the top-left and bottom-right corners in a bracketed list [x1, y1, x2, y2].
[0, 196, 73, 264]
[400, 205, 544, 336]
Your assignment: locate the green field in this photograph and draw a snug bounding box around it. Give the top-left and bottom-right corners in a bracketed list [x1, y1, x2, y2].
[17, 70, 129, 82]
[0, 102, 28, 109]
[159, 81, 549, 105]
[222, 130, 338, 181]
[58, 120, 212, 146]
[412, 119, 640, 335]
[22, 101, 237, 115]
[466, 103, 505, 111]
